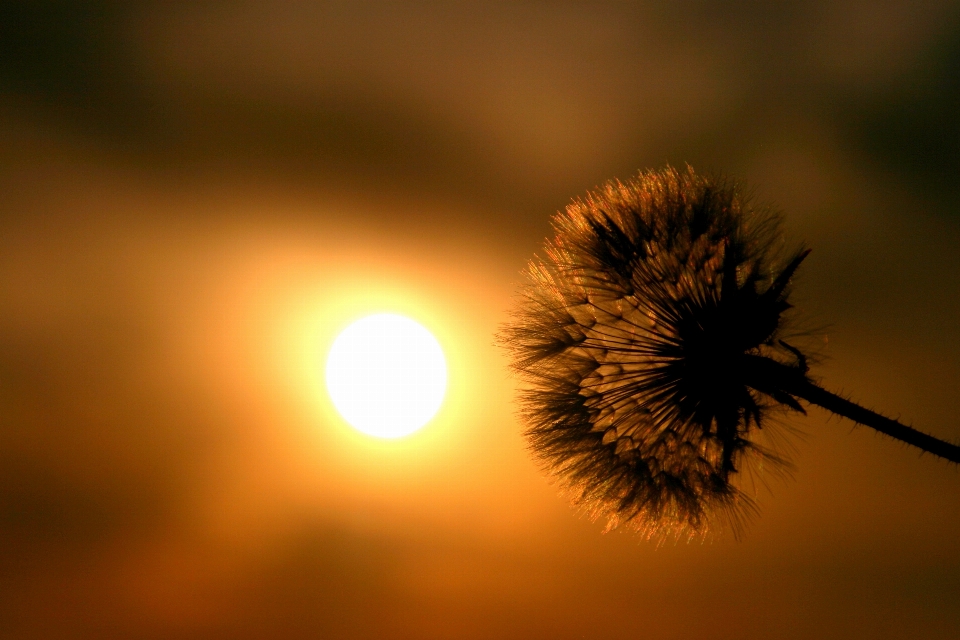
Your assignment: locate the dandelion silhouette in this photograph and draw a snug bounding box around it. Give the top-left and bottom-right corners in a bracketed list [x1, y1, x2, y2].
[500, 166, 960, 540]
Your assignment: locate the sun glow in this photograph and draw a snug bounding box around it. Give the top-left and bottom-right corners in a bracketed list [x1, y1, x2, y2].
[325, 313, 447, 438]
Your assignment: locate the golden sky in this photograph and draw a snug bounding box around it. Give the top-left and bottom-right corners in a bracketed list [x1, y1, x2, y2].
[1, 2, 959, 638]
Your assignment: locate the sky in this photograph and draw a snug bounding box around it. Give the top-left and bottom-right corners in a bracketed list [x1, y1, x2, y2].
[1, 1, 959, 638]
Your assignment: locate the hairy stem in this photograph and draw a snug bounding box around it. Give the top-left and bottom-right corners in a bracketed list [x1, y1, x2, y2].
[743, 354, 960, 463]
[790, 381, 960, 464]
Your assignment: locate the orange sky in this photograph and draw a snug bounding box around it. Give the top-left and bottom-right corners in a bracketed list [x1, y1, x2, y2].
[1, 2, 959, 638]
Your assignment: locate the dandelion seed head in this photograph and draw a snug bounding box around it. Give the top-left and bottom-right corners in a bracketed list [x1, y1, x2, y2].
[500, 166, 811, 540]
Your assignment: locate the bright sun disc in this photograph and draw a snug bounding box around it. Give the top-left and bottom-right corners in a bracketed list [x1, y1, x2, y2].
[325, 313, 447, 438]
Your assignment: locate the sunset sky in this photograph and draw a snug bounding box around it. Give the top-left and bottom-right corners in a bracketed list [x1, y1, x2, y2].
[1, 2, 959, 638]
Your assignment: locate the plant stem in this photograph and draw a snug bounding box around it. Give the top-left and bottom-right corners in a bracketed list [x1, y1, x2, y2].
[790, 380, 960, 464]
[742, 354, 960, 463]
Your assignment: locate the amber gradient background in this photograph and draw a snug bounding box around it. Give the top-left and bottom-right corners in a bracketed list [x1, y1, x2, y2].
[1, 2, 959, 638]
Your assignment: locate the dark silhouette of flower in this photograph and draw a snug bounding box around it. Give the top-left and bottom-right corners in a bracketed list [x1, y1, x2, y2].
[500, 166, 960, 540]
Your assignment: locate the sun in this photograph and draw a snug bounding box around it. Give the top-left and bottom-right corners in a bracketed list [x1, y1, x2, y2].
[325, 313, 447, 438]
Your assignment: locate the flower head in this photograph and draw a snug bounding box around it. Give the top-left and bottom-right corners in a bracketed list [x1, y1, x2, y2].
[500, 166, 811, 539]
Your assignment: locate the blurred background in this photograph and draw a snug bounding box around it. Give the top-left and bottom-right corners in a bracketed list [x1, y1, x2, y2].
[1, 2, 959, 638]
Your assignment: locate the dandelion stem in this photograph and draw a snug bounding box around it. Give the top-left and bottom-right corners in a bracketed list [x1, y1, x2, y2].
[791, 381, 960, 464]
[743, 355, 960, 463]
